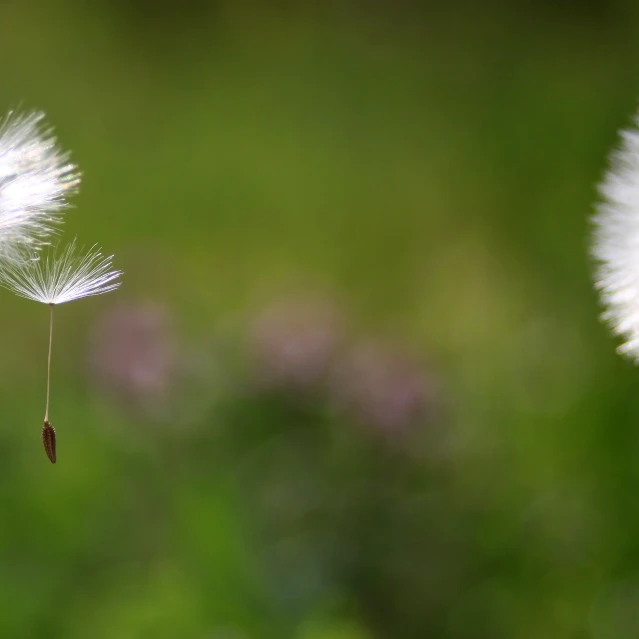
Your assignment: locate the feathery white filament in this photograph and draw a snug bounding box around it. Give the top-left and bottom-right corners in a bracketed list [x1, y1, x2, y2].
[0, 111, 80, 261]
[592, 107, 639, 361]
[0, 238, 122, 305]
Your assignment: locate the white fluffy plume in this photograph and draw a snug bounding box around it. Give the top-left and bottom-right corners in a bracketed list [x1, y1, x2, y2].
[0, 111, 80, 261]
[592, 107, 639, 361]
[0, 238, 122, 306]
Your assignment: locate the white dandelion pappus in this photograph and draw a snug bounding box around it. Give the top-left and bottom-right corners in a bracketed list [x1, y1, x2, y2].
[0, 238, 122, 305]
[0, 111, 80, 261]
[592, 106, 639, 362]
[0, 239, 122, 462]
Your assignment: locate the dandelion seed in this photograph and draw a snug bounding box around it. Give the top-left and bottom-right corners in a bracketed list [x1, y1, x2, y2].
[0, 110, 80, 262]
[0, 239, 122, 462]
[42, 420, 56, 464]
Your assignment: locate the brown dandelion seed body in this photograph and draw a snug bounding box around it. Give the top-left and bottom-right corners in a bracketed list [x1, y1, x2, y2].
[42, 420, 56, 463]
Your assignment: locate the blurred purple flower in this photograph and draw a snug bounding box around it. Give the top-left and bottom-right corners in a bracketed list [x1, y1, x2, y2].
[330, 339, 435, 433]
[248, 297, 343, 392]
[88, 302, 177, 412]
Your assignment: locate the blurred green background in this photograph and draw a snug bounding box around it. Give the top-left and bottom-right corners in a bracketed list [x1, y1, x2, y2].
[2, 1, 639, 637]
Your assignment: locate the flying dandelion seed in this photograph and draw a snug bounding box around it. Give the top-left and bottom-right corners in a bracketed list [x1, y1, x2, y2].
[0, 239, 122, 462]
[0, 111, 80, 261]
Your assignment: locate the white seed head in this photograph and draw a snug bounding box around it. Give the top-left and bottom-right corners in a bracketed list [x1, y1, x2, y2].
[0, 238, 122, 305]
[592, 106, 639, 361]
[0, 111, 80, 261]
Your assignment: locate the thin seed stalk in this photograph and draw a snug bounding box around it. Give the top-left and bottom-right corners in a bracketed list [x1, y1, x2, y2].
[45, 303, 53, 422]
